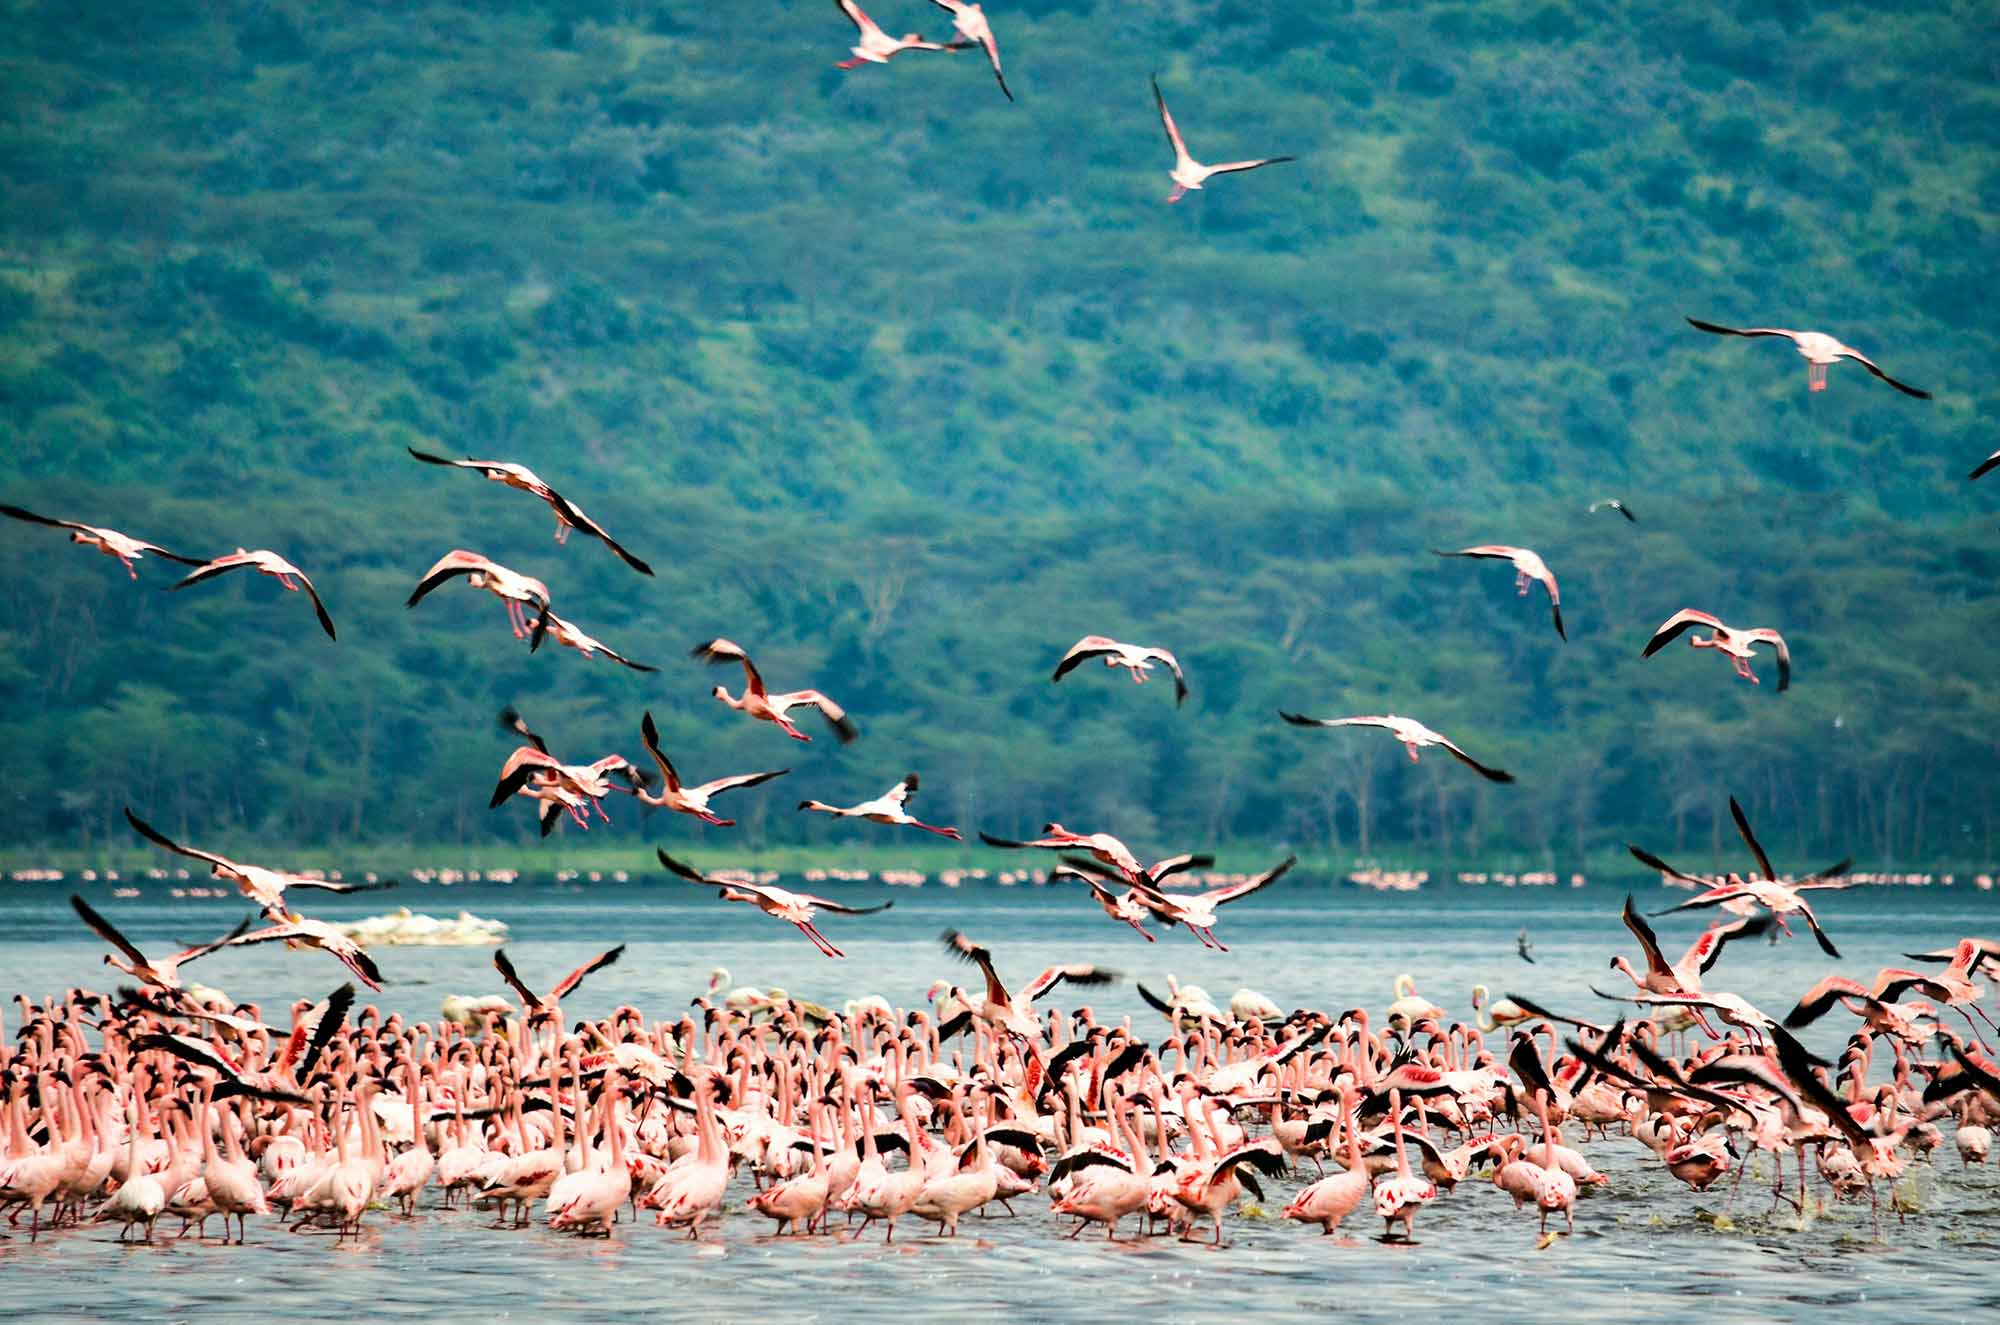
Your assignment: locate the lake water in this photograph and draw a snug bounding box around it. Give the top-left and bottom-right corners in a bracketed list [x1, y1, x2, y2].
[3, 873, 1997, 1323]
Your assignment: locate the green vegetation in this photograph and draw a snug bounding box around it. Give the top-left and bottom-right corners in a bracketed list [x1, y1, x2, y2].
[2, 0, 1996, 871]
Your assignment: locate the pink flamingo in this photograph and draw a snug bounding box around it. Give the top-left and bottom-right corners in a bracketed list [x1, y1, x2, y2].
[0, 505, 201, 579]
[406, 448, 651, 573]
[1433, 545, 1565, 640]
[630, 710, 789, 827]
[1052, 635, 1188, 705]
[172, 548, 336, 639]
[1152, 74, 1294, 203]
[798, 772, 963, 839]
[1686, 318, 1930, 397]
[690, 638, 858, 743]
[1642, 609, 1791, 691]
[1280, 711, 1513, 782]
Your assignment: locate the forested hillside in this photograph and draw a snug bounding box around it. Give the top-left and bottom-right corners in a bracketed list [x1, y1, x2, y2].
[2, 0, 1996, 868]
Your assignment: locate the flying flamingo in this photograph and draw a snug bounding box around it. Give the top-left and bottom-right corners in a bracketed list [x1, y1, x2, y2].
[123, 807, 395, 919]
[1113, 854, 1296, 951]
[1151, 74, 1294, 203]
[1635, 798, 1856, 955]
[628, 711, 788, 827]
[67, 895, 248, 993]
[657, 848, 893, 957]
[529, 611, 655, 671]
[1588, 499, 1637, 523]
[204, 917, 386, 990]
[1433, 545, 1565, 640]
[407, 550, 552, 644]
[1642, 609, 1791, 691]
[833, 0, 957, 70]
[406, 448, 652, 573]
[978, 823, 1147, 880]
[1685, 318, 1930, 398]
[929, 0, 1010, 99]
[690, 638, 858, 743]
[1051, 635, 1188, 705]
[0, 505, 201, 579]
[938, 929, 1117, 1039]
[492, 944, 624, 1025]
[798, 772, 963, 839]
[1607, 893, 1771, 1004]
[172, 548, 336, 639]
[1280, 711, 1513, 782]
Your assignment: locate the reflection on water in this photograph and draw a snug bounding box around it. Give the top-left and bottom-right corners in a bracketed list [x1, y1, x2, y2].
[1, 875, 1996, 1320]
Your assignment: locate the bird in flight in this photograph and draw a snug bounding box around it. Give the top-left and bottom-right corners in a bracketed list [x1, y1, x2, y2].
[0, 505, 202, 579]
[1052, 635, 1188, 705]
[1432, 545, 1565, 641]
[1280, 712, 1513, 783]
[1684, 318, 1930, 398]
[1641, 609, 1790, 692]
[1152, 74, 1294, 204]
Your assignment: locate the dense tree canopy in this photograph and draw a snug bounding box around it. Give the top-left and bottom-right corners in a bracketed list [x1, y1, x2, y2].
[1, 0, 1995, 869]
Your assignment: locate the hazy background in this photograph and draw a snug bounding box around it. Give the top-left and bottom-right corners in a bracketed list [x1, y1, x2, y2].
[1, 0, 1995, 869]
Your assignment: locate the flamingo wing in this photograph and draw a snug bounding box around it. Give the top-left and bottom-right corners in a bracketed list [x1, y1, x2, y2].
[1147, 853, 1214, 882]
[70, 894, 151, 970]
[1834, 345, 1931, 399]
[1051, 636, 1123, 683]
[836, 0, 882, 38]
[169, 552, 262, 590]
[1150, 76, 1192, 167]
[1278, 711, 1394, 730]
[655, 847, 727, 888]
[1642, 609, 1725, 658]
[689, 638, 766, 697]
[1620, 894, 1673, 979]
[549, 944, 626, 999]
[1204, 156, 1296, 176]
[793, 892, 893, 916]
[491, 948, 541, 1007]
[404, 554, 488, 607]
[694, 767, 790, 799]
[940, 929, 1010, 1009]
[296, 982, 356, 1077]
[544, 489, 654, 575]
[1436, 737, 1514, 783]
[637, 711, 683, 791]
[1691, 913, 1773, 974]
[1142, 647, 1189, 705]
[291, 569, 337, 640]
[788, 690, 859, 743]
[124, 807, 241, 873]
[1685, 318, 1798, 341]
[1971, 450, 2000, 481]
[1795, 901, 1842, 959]
[1627, 843, 1721, 892]
[1021, 963, 1119, 1002]
[885, 772, 919, 808]
[1727, 796, 1778, 881]
[0, 504, 97, 535]
[1739, 629, 1790, 691]
[1197, 854, 1297, 906]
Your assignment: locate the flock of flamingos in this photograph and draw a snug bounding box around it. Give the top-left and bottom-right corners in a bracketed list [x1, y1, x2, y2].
[5, 0, 1999, 1266]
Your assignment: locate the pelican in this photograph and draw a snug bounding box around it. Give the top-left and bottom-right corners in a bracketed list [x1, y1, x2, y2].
[1152, 74, 1294, 204]
[1685, 318, 1930, 398]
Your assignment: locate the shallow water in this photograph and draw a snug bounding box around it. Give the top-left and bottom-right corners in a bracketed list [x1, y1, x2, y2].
[3, 875, 1998, 1322]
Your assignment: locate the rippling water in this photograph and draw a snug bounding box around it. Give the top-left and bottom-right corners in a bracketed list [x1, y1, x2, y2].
[3, 874, 1997, 1321]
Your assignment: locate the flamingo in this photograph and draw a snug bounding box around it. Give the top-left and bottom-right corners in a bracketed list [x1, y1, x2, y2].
[405, 448, 652, 573]
[407, 549, 552, 643]
[67, 894, 248, 992]
[1607, 893, 1770, 1003]
[172, 548, 336, 639]
[1642, 609, 1791, 691]
[1121, 854, 1297, 950]
[1050, 865, 1159, 940]
[93, 1103, 165, 1241]
[928, 0, 1009, 100]
[1588, 498, 1637, 523]
[1051, 636, 1188, 705]
[628, 711, 788, 827]
[1685, 318, 1930, 398]
[1432, 545, 1565, 640]
[1284, 1087, 1370, 1233]
[798, 772, 963, 839]
[1151, 74, 1294, 204]
[1280, 711, 1513, 782]
[978, 822, 1146, 881]
[123, 807, 395, 919]
[0, 505, 201, 578]
[1371, 1089, 1437, 1242]
[658, 849, 893, 957]
[690, 638, 858, 743]
[833, 0, 957, 70]
[203, 917, 387, 990]
[938, 930, 1117, 1039]
[492, 944, 624, 1025]
[529, 611, 655, 671]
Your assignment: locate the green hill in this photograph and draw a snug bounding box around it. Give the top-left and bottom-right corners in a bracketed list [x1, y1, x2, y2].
[2, 0, 1996, 869]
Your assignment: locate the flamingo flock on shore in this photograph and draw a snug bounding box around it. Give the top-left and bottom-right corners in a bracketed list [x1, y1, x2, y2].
[2, 0, 1988, 1273]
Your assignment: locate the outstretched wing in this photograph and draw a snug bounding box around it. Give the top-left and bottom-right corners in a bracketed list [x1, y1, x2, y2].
[1728, 796, 1777, 880]
[1642, 609, 1725, 658]
[549, 945, 625, 999]
[1685, 318, 1797, 341]
[1150, 76, 1191, 167]
[1834, 345, 1930, 400]
[1197, 854, 1297, 906]
[1620, 894, 1671, 979]
[1740, 629, 1791, 692]
[1021, 964, 1118, 1002]
[71, 895, 150, 970]
[690, 638, 764, 697]
[638, 711, 682, 791]
[491, 948, 540, 1006]
[124, 807, 239, 873]
[1436, 737, 1514, 784]
[940, 929, 1008, 1008]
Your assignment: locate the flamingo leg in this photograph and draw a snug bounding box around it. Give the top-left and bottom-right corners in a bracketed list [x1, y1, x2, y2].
[777, 718, 812, 743]
[1404, 743, 1421, 763]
